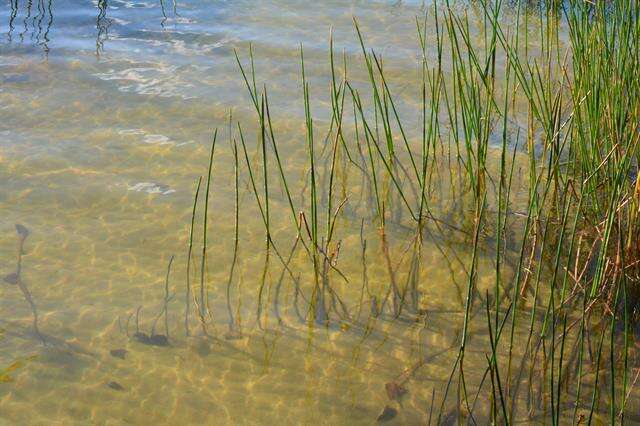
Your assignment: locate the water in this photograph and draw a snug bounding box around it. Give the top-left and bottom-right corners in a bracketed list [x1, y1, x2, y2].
[0, 0, 637, 424]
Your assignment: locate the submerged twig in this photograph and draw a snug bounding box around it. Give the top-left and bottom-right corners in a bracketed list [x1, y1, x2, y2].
[3, 224, 44, 345]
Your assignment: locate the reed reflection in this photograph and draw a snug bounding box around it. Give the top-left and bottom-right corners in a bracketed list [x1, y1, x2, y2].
[5, 0, 53, 53]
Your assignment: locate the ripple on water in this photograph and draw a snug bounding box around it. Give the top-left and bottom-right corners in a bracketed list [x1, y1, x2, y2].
[126, 182, 175, 195]
[93, 65, 198, 100]
[118, 128, 194, 147]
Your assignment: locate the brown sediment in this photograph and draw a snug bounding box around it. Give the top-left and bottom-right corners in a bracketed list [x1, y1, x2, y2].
[384, 381, 407, 401]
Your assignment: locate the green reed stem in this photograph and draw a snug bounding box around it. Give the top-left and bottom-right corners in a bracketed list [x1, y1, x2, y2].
[185, 176, 202, 337]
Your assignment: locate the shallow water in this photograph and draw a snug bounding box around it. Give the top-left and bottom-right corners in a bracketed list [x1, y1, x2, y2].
[0, 0, 637, 424]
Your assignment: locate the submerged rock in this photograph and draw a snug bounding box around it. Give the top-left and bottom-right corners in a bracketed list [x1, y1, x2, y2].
[133, 332, 151, 344]
[148, 334, 169, 346]
[107, 381, 125, 391]
[110, 349, 128, 359]
[376, 406, 397, 422]
[132, 332, 169, 347]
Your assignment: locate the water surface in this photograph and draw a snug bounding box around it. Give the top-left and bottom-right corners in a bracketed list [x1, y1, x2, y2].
[1, 1, 637, 424]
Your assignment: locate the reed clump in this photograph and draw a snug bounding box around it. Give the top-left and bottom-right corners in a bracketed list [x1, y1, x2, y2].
[176, 0, 639, 422]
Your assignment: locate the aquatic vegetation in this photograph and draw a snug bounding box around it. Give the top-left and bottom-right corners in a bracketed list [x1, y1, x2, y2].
[173, 0, 640, 422]
[196, 130, 218, 336]
[184, 176, 202, 337]
[1, 0, 639, 423]
[123, 256, 177, 347]
[150, 255, 175, 339]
